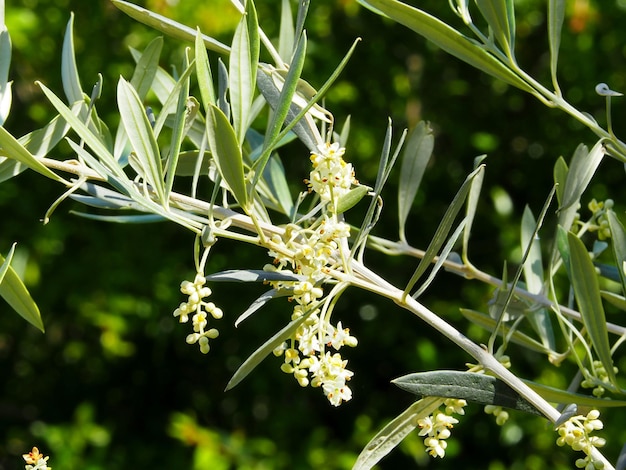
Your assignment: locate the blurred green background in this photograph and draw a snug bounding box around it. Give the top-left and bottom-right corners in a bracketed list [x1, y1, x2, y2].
[1, 0, 626, 468]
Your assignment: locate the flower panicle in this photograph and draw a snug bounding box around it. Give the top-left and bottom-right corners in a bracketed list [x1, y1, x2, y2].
[417, 398, 466, 458]
[555, 409, 605, 470]
[173, 272, 222, 354]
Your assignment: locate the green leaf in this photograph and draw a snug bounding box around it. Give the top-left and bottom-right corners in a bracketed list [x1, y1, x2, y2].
[607, 210, 626, 294]
[278, 0, 295, 61]
[130, 36, 163, 101]
[567, 232, 618, 386]
[0, 244, 44, 332]
[234, 288, 293, 328]
[548, 0, 565, 92]
[230, 1, 258, 144]
[0, 28, 12, 125]
[255, 33, 308, 187]
[225, 311, 313, 391]
[462, 160, 486, 262]
[205, 103, 248, 209]
[353, 397, 444, 470]
[0, 125, 66, 183]
[392, 370, 541, 415]
[163, 52, 191, 202]
[174, 150, 211, 176]
[404, 165, 484, 296]
[398, 121, 434, 241]
[357, 0, 536, 94]
[336, 185, 369, 214]
[61, 13, 84, 104]
[561, 141, 605, 211]
[195, 29, 216, 111]
[37, 81, 129, 182]
[475, 0, 515, 57]
[111, 0, 230, 55]
[117, 77, 166, 204]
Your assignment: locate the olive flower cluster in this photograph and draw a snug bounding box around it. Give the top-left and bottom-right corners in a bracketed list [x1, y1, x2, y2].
[556, 409, 605, 470]
[173, 273, 223, 354]
[266, 142, 359, 406]
[417, 399, 466, 458]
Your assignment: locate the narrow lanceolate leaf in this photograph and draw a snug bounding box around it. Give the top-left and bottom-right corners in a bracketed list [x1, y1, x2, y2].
[278, 0, 295, 62]
[462, 161, 485, 262]
[130, 36, 163, 101]
[0, 28, 12, 125]
[548, 0, 565, 92]
[111, 0, 230, 55]
[225, 311, 313, 391]
[234, 288, 293, 327]
[607, 210, 626, 296]
[163, 52, 191, 202]
[404, 164, 483, 296]
[475, 0, 515, 58]
[392, 371, 541, 415]
[567, 232, 618, 386]
[205, 103, 248, 208]
[561, 141, 605, 211]
[206, 269, 304, 283]
[0, 245, 44, 332]
[61, 13, 84, 104]
[358, 0, 535, 94]
[353, 397, 444, 470]
[398, 121, 434, 241]
[230, 4, 256, 144]
[195, 29, 215, 111]
[0, 126, 65, 182]
[117, 78, 166, 204]
[525, 379, 626, 409]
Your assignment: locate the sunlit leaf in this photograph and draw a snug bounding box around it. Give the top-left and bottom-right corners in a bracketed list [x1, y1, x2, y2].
[0, 126, 66, 183]
[195, 29, 216, 111]
[561, 141, 605, 211]
[205, 103, 248, 209]
[353, 397, 443, 470]
[234, 288, 292, 328]
[392, 370, 541, 415]
[567, 232, 618, 386]
[0, 244, 44, 332]
[130, 36, 163, 101]
[61, 13, 84, 104]
[278, 0, 295, 61]
[117, 77, 166, 204]
[475, 0, 515, 57]
[398, 121, 434, 241]
[111, 0, 230, 55]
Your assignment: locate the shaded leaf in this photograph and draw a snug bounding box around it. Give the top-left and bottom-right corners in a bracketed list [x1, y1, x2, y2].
[206, 269, 305, 283]
[0, 126, 66, 183]
[475, 0, 515, 57]
[398, 121, 434, 241]
[548, 0, 565, 91]
[561, 141, 604, 211]
[225, 311, 313, 391]
[357, 0, 535, 94]
[234, 288, 292, 328]
[392, 370, 541, 415]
